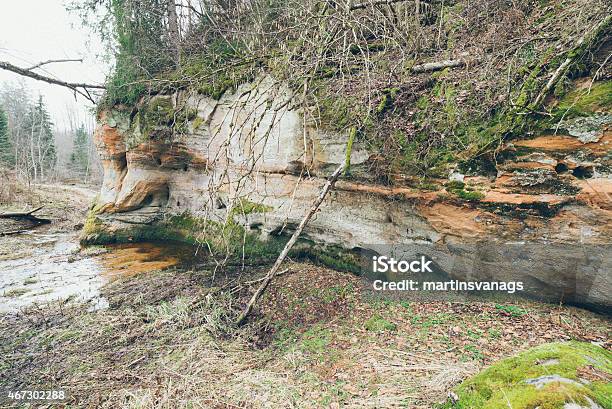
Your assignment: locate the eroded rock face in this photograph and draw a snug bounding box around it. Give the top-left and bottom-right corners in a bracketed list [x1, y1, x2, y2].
[89, 76, 611, 311]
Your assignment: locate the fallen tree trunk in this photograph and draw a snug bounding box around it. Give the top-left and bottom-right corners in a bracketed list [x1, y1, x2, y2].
[0, 230, 28, 236]
[235, 163, 345, 326]
[0, 206, 45, 218]
[411, 59, 466, 73]
[0, 206, 51, 225]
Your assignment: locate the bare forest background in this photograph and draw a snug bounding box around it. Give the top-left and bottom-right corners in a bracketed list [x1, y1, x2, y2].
[0, 81, 101, 199]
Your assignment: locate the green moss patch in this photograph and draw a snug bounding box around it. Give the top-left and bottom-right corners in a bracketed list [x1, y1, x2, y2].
[230, 198, 273, 217]
[364, 315, 397, 332]
[289, 243, 362, 273]
[81, 209, 287, 264]
[126, 96, 198, 149]
[554, 81, 612, 119]
[445, 181, 485, 202]
[442, 341, 612, 409]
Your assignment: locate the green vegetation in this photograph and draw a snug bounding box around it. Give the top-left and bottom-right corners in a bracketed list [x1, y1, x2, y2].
[70, 124, 90, 176]
[83, 0, 610, 180]
[442, 342, 612, 409]
[462, 344, 485, 362]
[165, 41, 259, 99]
[454, 190, 485, 201]
[98, 0, 174, 107]
[364, 315, 397, 332]
[445, 181, 485, 202]
[300, 325, 332, 355]
[554, 80, 612, 119]
[126, 96, 198, 148]
[495, 304, 529, 317]
[230, 198, 274, 217]
[81, 203, 286, 263]
[290, 243, 362, 273]
[0, 106, 14, 167]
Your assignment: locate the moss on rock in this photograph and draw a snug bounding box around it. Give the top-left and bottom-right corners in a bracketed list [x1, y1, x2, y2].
[441, 341, 612, 409]
[81, 208, 287, 263]
[554, 81, 612, 120]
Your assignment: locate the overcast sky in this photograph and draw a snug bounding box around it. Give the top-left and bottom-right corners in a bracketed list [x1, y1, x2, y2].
[0, 0, 109, 131]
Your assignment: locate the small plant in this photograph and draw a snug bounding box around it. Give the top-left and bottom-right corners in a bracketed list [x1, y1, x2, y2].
[495, 304, 528, 317]
[445, 180, 485, 201]
[455, 189, 485, 201]
[365, 315, 397, 332]
[300, 325, 331, 355]
[467, 329, 483, 340]
[463, 344, 485, 361]
[445, 180, 465, 190]
[487, 328, 502, 339]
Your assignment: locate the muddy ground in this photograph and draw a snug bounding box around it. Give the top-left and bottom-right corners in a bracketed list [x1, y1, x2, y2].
[0, 184, 610, 408]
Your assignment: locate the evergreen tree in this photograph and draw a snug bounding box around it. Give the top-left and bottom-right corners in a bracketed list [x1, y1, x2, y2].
[0, 106, 14, 167]
[70, 124, 89, 175]
[23, 96, 56, 180]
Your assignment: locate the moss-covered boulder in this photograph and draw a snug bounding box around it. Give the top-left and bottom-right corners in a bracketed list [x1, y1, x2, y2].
[443, 341, 612, 409]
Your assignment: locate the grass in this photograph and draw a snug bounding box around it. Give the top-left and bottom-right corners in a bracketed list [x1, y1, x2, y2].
[1, 258, 610, 408]
[300, 325, 331, 355]
[144, 296, 191, 328]
[554, 80, 612, 119]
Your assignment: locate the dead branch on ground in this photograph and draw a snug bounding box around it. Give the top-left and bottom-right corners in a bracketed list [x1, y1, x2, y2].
[0, 206, 51, 225]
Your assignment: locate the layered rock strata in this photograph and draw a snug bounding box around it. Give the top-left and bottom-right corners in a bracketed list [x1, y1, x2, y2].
[87, 76, 612, 311]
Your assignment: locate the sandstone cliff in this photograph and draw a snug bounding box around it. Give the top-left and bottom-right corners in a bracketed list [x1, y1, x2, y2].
[84, 74, 611, 311]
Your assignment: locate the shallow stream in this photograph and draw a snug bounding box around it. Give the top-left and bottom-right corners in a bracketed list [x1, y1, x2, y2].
[0, 231, 202, 313]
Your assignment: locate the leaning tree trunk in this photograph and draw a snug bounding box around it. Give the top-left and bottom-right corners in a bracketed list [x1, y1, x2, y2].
[235, 163, 345, 326]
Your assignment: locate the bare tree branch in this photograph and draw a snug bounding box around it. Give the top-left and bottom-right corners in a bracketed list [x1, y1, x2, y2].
[350, 0, 434, 11]
[411, 58, 467, 73]
[25, 58, 84, 71]
[0, 60, 105, 104]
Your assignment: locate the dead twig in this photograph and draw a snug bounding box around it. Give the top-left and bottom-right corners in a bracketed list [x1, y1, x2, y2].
[411, 58, 468, 73]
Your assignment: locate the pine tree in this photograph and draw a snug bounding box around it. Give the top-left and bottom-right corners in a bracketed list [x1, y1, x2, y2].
[26, 96, 56, 179]
[0, 106, 14, 167]
[70, 124, 89, 176]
